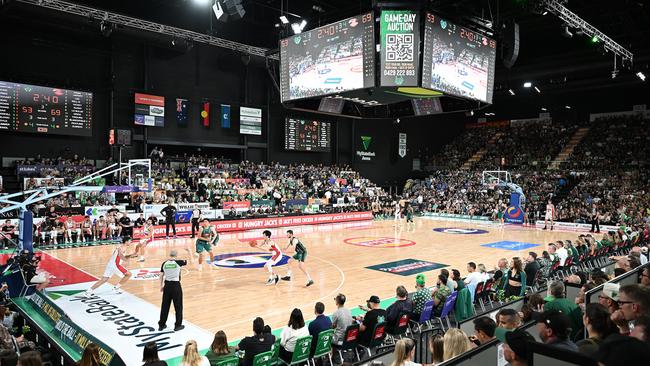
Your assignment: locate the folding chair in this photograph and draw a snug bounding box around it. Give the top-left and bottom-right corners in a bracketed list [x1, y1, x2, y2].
[357, 322, 386, 358]
[280, 335, 312, 366]
[216, 357, 240, 366]
[409, 300, 434, 332]
[310, 329, 334, 366]
[434, 291, 458, 331]
[386, 313, 410, 343]
[334, 324, 360, 362]
[252, 351, 273, 366]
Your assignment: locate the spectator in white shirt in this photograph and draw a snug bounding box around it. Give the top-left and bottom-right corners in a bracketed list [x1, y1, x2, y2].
[464, 262, 484, 302]
[556, 241, 569, 267]
[180, 340, 210, 366]
[280, 308, 309, 362]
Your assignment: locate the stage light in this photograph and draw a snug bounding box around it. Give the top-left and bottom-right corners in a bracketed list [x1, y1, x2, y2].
[299, 19, 307, 30]
[508, 89, 515, 95]
[212, 1, 225, 20]
[542, 11, 548, 15]
[591, 35, 599, 43]
[534, 86, 541, 93]
[637, 72, 646, 81]
[279, 15, 289, 24]
[291, 23, 302, 34]
[523, 82, 532, 88]
[565, 105, 571, 109]
[541, 107, 547, 111]
[561, 24, 573, 38]
[611, 69, 619, 79]
[193, 0, 210, 5]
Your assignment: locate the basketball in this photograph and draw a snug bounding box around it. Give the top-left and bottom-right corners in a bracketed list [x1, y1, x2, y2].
[248, 240, 257, 247]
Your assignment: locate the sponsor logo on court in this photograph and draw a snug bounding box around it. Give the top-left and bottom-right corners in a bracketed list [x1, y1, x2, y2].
[366, 259, 447, 276]
[344, 237, 416, 248]
[128, 267, 189, 281]
[433, 227, 489, 234]
[212, 252, 289, 268]
[481, 240, 540, 251]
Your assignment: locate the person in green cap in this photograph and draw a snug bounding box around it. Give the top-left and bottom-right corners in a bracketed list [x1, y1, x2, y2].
[411, 274, 432, 320]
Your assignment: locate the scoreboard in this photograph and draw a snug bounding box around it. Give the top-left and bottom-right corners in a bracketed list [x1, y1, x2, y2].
[421, 13, 497, 104]
[279, 12, 375, 102]
[0, 81, 93, 136]
[285, 118, 331, 152]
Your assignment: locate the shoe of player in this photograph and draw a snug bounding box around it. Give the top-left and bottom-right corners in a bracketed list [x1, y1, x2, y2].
[112, 287, 123, 294]
[274, 275, 280, 285]
[173, 235, 177, 239]
[174, 325, 185, 332]
[281, 276, 291, 281]
[306, 280, 314, 287]
[138, 257, 145, 262]
[165, 236, 170, 239]
[265, 278, 274, 285]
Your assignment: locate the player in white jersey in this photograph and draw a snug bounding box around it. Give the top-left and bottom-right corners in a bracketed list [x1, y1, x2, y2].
[543, 199, 555, 231]
[64, 217, 81, 244]
[130, 219, 155, 262]
[250, 230, 281, 285]
[394, 201, 402, 225]
[84, 236, 133, 297]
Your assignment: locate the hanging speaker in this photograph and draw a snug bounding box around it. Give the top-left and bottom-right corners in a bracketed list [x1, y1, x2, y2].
[501, 20, 520, 69]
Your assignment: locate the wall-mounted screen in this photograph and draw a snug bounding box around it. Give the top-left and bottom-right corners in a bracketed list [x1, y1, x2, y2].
[0, 81, 93, 136]
[240, 106, 262, 135]
[422, 13, 497, 103]
[285, 118, 331, 152]
[134, 93, 165, 127]
[279, 12, 375, 102]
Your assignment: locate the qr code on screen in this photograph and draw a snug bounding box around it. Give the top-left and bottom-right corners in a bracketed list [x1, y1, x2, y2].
[385, 34, 414, 62]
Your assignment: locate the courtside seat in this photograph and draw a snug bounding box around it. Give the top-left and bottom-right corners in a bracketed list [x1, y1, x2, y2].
[358, 322, 387, 358]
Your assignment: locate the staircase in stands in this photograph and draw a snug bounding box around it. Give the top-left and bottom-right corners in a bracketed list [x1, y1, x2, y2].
[459, 132, 504, 171]
[547, 127, 590, 170]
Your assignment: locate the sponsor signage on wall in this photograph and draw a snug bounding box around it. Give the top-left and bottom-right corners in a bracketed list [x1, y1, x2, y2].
[398, 132, 407, 158]
[356, 135, 376, 162]
[133, 211, 373, 239]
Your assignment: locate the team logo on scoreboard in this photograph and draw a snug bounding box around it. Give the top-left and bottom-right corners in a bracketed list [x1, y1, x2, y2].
[212, 252, 289, 269]
[344, 237, 416, 248]
[433, 227, 489, 235]
[440, 19, 447, 29]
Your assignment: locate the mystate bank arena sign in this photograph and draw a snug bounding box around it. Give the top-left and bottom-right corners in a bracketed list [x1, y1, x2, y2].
[356, 135, 376, 162]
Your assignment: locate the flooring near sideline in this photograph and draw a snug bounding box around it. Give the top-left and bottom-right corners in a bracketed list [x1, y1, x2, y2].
[42, 217, 578, 365]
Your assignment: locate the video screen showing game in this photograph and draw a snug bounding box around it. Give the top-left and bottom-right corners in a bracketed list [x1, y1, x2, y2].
[279, 12, 375, 102]
[422, 13, 496, 103]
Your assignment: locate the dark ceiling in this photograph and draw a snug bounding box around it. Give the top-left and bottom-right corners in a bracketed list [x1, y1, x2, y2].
[3, 0, 650, 114]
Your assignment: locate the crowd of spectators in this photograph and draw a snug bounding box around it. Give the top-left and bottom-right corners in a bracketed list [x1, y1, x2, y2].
[108, 227, 649, 366]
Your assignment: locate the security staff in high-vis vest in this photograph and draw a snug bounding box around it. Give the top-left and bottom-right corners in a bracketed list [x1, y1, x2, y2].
[158, 250, 187, 331]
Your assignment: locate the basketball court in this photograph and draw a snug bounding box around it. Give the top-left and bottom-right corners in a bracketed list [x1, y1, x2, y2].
[35, 216, 578, 364]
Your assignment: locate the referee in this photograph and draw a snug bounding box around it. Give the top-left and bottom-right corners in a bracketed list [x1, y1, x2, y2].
[158, 250, 186, 332]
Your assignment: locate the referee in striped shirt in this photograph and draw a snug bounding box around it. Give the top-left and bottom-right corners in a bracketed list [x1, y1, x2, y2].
[158, 250, 187, 332]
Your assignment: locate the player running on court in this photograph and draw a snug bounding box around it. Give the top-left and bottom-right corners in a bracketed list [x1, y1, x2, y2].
[130, 218, 154, 262]
[281, 230, 314, 287]
[195, 219, 217, 270]
[543, 199, 555, 231]
[405, 203, 415, 228]
[251, 230, 281, 285]
[84, 236, 133, 297]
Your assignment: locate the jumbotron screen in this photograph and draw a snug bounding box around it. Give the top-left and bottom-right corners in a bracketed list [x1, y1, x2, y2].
[285, 118, 331, 152]
[279, 12, 375, 102]
[422, 13, 497, 104]
[0, 80, 93, 136]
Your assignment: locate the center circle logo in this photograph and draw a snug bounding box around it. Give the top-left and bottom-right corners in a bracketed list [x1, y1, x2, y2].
[212, 252, 290, 268]
[433, 228, 489, 235]
[344, 237, 416, 248]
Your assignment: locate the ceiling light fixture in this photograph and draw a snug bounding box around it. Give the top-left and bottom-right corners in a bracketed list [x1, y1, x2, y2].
[279, 15, 289, 24]
[637, 72, 646, 81]
[508, 89, 515, 96]
[523, 82, 532, 88]
[534, 86, 541, 93]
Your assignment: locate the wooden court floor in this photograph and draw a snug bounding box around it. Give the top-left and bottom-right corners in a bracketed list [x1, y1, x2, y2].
[46, 218, 577, 340]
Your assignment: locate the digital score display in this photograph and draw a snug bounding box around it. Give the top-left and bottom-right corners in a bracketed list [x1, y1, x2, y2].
[422, 13, 497, 104]
[279, 12, 375, 102]
[285, 118, 331, 152]
[0, 81, 93, 136]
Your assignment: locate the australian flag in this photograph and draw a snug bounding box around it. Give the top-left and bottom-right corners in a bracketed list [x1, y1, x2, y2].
[176, 98, 188, 126]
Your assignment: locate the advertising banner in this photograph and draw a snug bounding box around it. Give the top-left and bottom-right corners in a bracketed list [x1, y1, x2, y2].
[23, 177, 65, 189]
[27, 291, 121, 366]
[222, 201, 251, 211]
[133, 211, 373, 239]
[380, 10, 420, 86]
[84, 206, 127, 220]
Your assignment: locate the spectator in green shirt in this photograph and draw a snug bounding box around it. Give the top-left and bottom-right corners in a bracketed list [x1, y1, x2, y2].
[543, 281, 584, 340]
[432, 274, 452, 317]
[411, 274, 432, 320]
